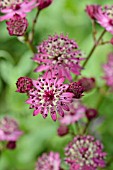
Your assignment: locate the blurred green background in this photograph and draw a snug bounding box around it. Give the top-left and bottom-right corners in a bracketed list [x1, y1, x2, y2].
[0, 0, 113, 169]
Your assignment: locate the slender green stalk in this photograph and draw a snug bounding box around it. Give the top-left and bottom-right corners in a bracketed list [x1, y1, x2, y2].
[82, 29, 106, 68]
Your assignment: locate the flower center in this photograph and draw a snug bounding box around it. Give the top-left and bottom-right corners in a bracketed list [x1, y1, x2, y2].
[43, 90, 54, 102]
[105, 6, 113, 19]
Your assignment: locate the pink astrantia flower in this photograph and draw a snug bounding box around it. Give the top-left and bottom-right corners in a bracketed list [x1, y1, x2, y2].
[59, 100, 86, 125]
[0, 0, 39, 21]
[86, 5, 113, 34]
[65, 135, 106, 170]
[35, 151, 61, 170]
[38, 0, 53, 10]
[0, 116, 23, 141]
[103, 53, 113, 88]
[25, 71, 74, 121]
[33, 34, 84, 81]
[95, 5, 113, 34]
[6, 14, 28, 36]
[16, 76, 33, 93]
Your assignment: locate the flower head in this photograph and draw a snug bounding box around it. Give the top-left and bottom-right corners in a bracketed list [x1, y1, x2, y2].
[103, 53, 113, 88]
[85, 108, 98, 120]
[65, 135, 106, 170]
[59, 100, 86, 125]
[86, 5, 113, 34]
[57, 124, 69, 137]
[6, 14, 28, 36]
[35, 151, 61, 170]
[25, 71, 74, 121]
[0, 0, 39, 21]
[95, 5, 113, 34]
[0, 116, 23, 141]
[16, 77, 33, 93]
[33, 34, 84, 81]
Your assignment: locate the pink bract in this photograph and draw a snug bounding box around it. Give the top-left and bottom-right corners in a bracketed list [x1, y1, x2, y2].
[33, 34, 84, 81]
[0, 0, 39, 21]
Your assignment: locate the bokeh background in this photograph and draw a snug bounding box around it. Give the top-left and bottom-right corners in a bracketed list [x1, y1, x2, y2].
[0, 0, 113, 169]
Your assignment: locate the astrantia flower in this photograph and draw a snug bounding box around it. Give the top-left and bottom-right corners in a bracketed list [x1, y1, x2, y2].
[38, 0, 53, 10]
[57, 124, 69, 137]
[6, 14, 28, 36]
[16, 77, 33, 93]
[65, 135, 106, 170]
[59, 100, 86, 125]
[33, 34, 84, 81]
[95, 5, 113, 34]
[0, 116, 23, 141]
[25, 71, 74, 121]
[0, 0, 39, 21]
[86, 5, 113, 35]
[85, 108, 98, 120]
[103, 53, 113, 88]
[35, 152, 61, 170]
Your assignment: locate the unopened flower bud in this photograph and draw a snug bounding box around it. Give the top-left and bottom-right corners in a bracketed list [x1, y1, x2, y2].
[57, 125, 69, 137]
[16, 77, 33, 93]
[38, 0, 52, 10]
[85, 108, 98, 120]
[6, 141, 16, 150]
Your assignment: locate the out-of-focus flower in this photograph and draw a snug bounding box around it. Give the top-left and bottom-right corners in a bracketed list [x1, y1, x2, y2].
[38, 0, 53, 10]
[85, 5, 100, 20]
[85, 108, 98, 120]
[67, 82, 84, 99]
[25, 71, 74, 121]
[78, 77, 96, 92]
[65, 135, 106, 170]
[16, 77, 33, 93]
[59, 101, 86, 125]
[6, 141, 16, 150]
[35, 151, 61, 170]
[103, 53, 113, 88]
[57, 124, 69, 137]
[6, 14, 28, 36]
[86, 5, 113, 35]
[0, 116, 23, 141]
[110, 37, 113, 45]
[0, 0, 39, 21]
[33, 34, 84, 81]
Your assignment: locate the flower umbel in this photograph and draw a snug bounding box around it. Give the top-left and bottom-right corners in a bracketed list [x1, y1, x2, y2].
[35, 151, 61, 170]
[33, 34, 84, 81]
[65, 135, 106, 170]
[0, 116, 23, 141]
[25, 71, 74, 121]
[6, 14, 28, 36]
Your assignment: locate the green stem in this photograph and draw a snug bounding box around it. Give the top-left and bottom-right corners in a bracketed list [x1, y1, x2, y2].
[82, 29, 106, 68]
[30, 9, 40, 44]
